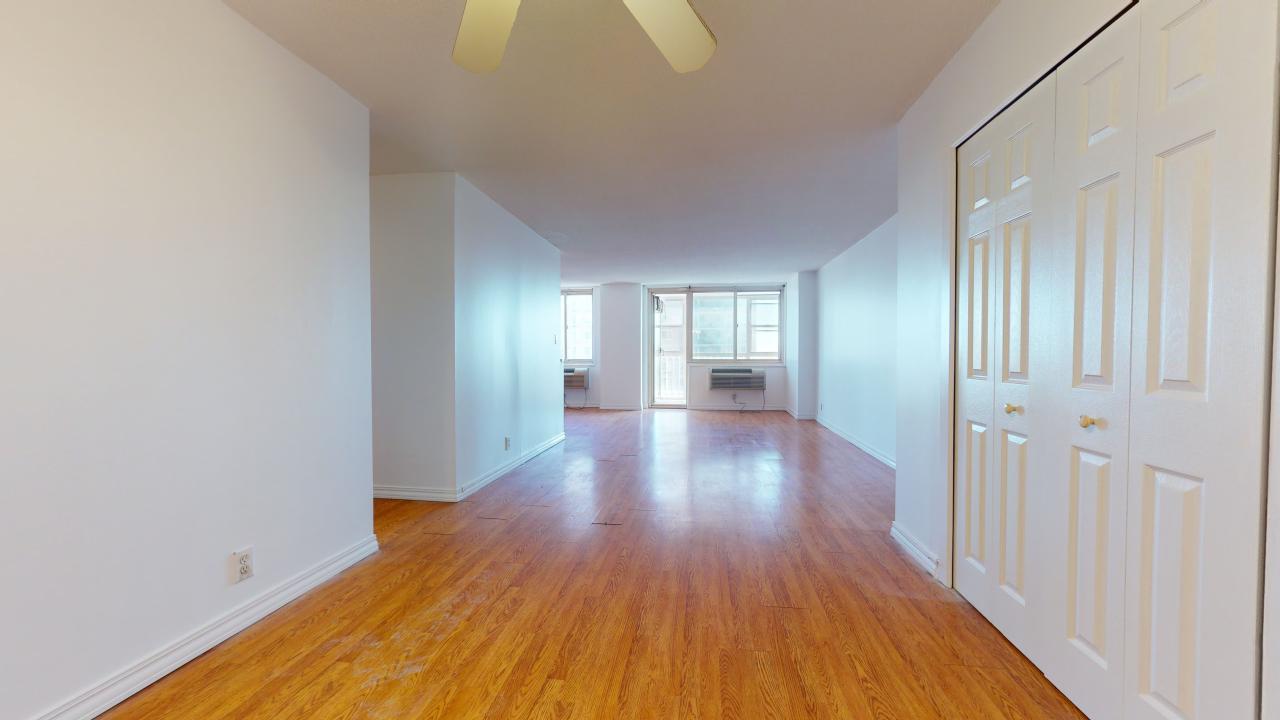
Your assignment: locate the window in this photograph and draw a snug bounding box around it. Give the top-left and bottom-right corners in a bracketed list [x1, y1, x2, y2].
[736, 291, 780, 359]
[691, 288, 783, 362]
[561, 290, 593, 364]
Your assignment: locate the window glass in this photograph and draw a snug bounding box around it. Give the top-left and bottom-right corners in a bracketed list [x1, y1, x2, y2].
[562, 292, 593, 363]
[691, 292, 735, 359]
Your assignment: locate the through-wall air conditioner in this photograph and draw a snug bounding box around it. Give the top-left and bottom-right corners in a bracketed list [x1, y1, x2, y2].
[708, 368, 765, 390]
[564, 367, 589, 390]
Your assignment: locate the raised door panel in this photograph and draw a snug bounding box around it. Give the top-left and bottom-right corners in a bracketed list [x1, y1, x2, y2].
[1072, 175, 1119, 390]
[1002, 219, 1031, 384]
[963, 420, 990, 570]
[998, 430, 1029, 602]
[1067, 447, 1113, 666]
[1039, 11, 1139, 719]
[1126, 0, 1277, 717]
[1145, 136, 1211, 397]
[967, 232, 991, 380]
[1133, 466, 1204, 719]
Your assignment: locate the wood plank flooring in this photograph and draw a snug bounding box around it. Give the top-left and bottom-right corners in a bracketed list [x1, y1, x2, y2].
[104, 409, 1083, 719]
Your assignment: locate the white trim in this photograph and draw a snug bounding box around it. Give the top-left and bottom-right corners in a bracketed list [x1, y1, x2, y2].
[890, 522, 942, 578]
[785, 408, 817, 421]
[816, 414, 896, 469]
[686, 360, 786, 367]
[599, 404, 643, 411]
[373, 485, 458, 502]
[650, 283, 787, 293]
[687, 404, 789, 412]
[458, 432, 565, 500]
[1265, 111, 1280, 720]
[374, 433, 566, 503]
[32, 534, 379, 720]
[563, 402, 601, 409]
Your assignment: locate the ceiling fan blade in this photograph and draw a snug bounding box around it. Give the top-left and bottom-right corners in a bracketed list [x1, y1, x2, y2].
[622, 0, 716, 74]
[452, 0, 523, 73]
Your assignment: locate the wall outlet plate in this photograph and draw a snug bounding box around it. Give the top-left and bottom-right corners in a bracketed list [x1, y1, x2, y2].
[504, 436, 511, 451]
[231, 547, 254, 584]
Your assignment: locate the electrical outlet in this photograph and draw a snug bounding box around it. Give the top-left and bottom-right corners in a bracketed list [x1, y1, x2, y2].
[504, 436, 511, 451]
[231, 547, 254, 584]
[820, 402, 824, 412]
[732, 393, 738, 403]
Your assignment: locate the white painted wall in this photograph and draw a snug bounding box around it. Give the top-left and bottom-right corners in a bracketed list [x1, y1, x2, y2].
[785, 272, 819, 420]
[372, 174, 564, 501]
[372, 174, 457, 499]
[563, 287, 602, 408]
[0, 3, 373, 719]
[817, 216, 897, 468]
[453, 176, 565, 494]
[894, 0, 1130, 582]
[687, 366, 789, 411]
[597, 283, 645, 410]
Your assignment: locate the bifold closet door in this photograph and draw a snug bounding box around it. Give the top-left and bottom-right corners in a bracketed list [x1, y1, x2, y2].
[1039, 10, 1140, 720]
[1124, 0, 1277, 717]
[954, 77, 1054, 660]
[958, 1, 1276, 717]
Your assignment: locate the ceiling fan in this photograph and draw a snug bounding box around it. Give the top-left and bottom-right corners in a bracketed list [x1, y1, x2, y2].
[452, 0, 716, 74]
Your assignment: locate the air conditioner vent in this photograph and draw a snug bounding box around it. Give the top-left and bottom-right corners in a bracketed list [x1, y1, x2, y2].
[709, 368, 765, 390]
[564, 367, 589, 389]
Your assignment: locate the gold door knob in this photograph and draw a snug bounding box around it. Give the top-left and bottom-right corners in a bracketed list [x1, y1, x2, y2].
[1079, 415, 1099, 429]
[1004, 403, 1022, 415]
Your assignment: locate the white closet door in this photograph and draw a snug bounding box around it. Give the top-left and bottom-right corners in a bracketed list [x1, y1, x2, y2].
[1126, 0, 1278, 717]
[955, 111, 1000, 623]
[990, 78, 1055, 656]
[955, 78, 1054, 660]
[1040, 11, 1140, 719]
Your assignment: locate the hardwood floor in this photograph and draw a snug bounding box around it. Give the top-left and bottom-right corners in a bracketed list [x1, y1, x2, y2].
[105, 409, 1082, 719]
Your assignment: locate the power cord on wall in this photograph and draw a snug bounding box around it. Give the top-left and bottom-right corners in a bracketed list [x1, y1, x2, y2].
[731, 390, 767, 412]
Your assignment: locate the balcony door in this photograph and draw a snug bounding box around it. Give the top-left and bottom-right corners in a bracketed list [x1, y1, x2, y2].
[652, 292, 687, 407]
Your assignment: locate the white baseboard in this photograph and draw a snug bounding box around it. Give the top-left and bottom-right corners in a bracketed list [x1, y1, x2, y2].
[373, 485, 457, 502]
[374, 433, 566, 503]
[816, 415, 896, 469]
[890, 522, 941, 577]
[785, 407, 816, 420]
[686, 404, 789, 412]
[33, 534, 379, 720]
[458, 432, 565, 500]
[563, 402, 600, 409]
[598, 404, 642, 411]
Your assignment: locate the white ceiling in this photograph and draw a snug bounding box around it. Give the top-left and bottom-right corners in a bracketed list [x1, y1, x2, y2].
[225, 0, 996, 285]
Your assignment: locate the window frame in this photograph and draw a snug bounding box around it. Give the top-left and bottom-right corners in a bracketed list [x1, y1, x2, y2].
[681, 285, 786, 365]
[560, 288, 595, 367]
